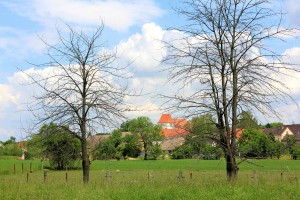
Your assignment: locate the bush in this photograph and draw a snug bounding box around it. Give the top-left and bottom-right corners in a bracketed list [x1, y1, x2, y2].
[201, 144, 222, 160]
[291, 147, 300, 160]
[171, 145, 193, 159]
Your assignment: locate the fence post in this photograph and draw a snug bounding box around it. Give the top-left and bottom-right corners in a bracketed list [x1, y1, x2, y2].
[27, 172, 29, 183]
[105, 170, 110, 183]
[178, 170, 185, 182]
[147, 171, 152, 179]
[22, 163, 24, 174]
[44, 170, 48, 183]
[65, 172, 68, 183]
[189, 172, 192, 180]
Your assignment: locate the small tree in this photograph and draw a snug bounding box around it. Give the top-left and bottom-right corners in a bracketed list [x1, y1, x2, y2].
[128, 117, 162, 160]
[237, 111, 259, 129]
[37, 123, 81, 170]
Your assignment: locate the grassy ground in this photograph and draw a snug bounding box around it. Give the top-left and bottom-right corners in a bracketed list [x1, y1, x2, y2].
[1, 158, 300, 199]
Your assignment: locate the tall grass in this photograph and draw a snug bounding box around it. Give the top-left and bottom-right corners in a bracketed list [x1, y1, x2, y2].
[1, 159, 300, 199]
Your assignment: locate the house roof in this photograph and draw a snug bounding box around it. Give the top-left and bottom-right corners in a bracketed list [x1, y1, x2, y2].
[158, 114, 174, 123]
[262, 127, 289, 136]
[161, 127, 189, 137]
[158, 114, 189, 137]
[160, 137, 185, 151]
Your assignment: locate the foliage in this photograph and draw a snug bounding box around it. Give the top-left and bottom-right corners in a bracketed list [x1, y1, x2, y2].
[285, 135, 296, 154]
[172, 144, 193, 159]
[265, 122, 284, 128]
[122, 134, 141, 158]
[239, 129, 271, 158]
[184, 114, 218, 156]
[237, 111, 259, 129]
[94, 129, 141, 160]
[128, 117, 162, 160]
[201, 144, 223, 160]
[238, 129, 286, 159]
[291, 146, 300, 160]
[0, 143, 22, 157]
[30, 123, 81, 170]
[0, 136, 22, 157]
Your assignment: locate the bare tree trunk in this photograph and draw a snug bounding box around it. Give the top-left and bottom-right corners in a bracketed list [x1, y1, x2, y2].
[81, 138, 90, 184]
[225, 151, 238, 181]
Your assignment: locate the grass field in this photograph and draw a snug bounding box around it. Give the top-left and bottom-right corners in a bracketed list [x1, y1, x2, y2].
[1, 158, 300, 199]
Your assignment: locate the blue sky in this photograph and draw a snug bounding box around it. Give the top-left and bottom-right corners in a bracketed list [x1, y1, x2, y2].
[0, 0, 300, 141]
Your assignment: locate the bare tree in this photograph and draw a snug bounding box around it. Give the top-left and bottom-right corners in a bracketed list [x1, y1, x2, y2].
[163, 0, 299, 180]
[25, 22, 131, 183]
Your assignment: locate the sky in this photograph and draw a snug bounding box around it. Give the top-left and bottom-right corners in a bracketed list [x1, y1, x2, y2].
[0, 0, 300, 141]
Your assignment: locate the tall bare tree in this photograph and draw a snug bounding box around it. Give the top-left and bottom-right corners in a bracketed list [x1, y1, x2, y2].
[163, 0, 298, 180]
[26, 22, 131, 183]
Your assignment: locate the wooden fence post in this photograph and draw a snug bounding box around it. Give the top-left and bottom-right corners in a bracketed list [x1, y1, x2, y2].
[26, 172, 29, 183]
[22, 163, 24, 174]
[44, 170, 48, 183]
[105, 170, 110, 183]
[177, 170, 185, 182]
[30, 163, 33, 173]
[189, 172, 192, 180]
[65, 172, 68, 183]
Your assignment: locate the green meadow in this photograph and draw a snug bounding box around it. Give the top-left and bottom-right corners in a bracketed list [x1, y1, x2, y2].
[1, 158, 300, 199]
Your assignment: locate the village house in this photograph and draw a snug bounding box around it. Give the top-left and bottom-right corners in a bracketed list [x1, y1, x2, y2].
[262, 124, 300, 145]
[157, 114, 189, 153]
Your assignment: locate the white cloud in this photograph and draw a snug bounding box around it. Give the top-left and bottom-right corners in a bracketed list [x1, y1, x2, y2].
[1, 0, 164, 32]
[118, 23, 166, 70]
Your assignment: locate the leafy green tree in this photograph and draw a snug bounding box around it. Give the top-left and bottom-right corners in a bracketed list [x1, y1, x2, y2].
[184, 114, 219, 158]
[291, 146, 300, 160]
[0, 143, 21, 156]
[94, 129, 122, 160]
[128, 117, 162, 160]
[122, 134, 141, 158]
[201, 144, 223, 160]
[265, 122, 284, 128]
[33, 123, 81, 170]
[172, 144, 193, 159]
[237, 111, 259, 129]
[238, 129, 269, 158]
[286, 135, 296, 154]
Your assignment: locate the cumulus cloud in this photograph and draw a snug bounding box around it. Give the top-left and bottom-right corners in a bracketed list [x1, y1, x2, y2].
[117, 23, 166, 70]
[1, 0, 164, 32]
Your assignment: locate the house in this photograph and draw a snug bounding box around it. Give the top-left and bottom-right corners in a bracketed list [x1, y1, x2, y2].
[158, 114, 189, 137]
[157, 114, 189, 152]
[262, 126, 293, 141]
[160, 137, 185, 153]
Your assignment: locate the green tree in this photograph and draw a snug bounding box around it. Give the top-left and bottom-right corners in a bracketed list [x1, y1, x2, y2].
[94, 129, 122, 160]
[265, 122, 284, 128]
[184, 114, 219, 157]
[35, 123, 81, 170]
[286, 135, 296, 154]
[128, 117, 162, 160]
[122, 134, 141, 158]
[237, 111, 259, 129]
[238, 129, 269, 158]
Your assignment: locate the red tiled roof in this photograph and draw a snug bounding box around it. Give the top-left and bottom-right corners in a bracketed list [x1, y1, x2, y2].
[161, 127, 189, 137]
[158, 114, 174, 123]
[158, 114, 189, 137]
